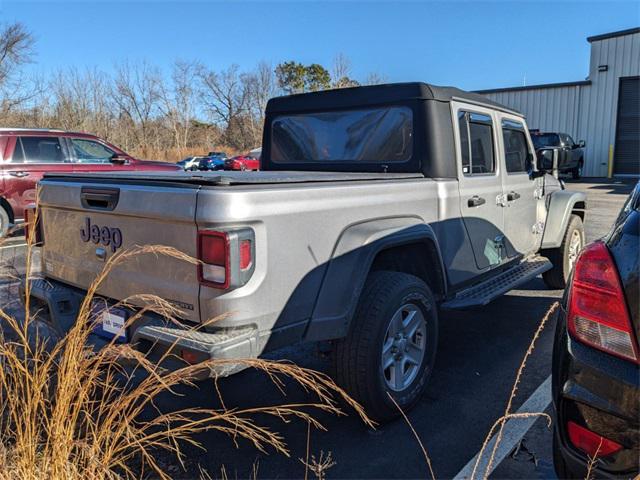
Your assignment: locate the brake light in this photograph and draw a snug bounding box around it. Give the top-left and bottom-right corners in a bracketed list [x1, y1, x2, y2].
[197, 229, 254, 289]
[567, 242, 639, 363]
[567, 421, 622, 457]
[198, 231, 229, 288]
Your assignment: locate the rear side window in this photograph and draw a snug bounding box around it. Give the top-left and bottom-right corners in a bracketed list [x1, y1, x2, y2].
[458, 111, 495, 175]
[71, 138, 115, 163]
[16, 137, 66, 163]
[502, 120, 531, 173]
[271, 106, 413, 164]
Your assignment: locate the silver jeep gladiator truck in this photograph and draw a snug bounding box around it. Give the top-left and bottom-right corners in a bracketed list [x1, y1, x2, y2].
[29, 83, 586, 421]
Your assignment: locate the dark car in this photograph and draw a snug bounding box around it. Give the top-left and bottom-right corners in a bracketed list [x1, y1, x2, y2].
[552, 181, 639, 479]
[197, 156, 225, 171]
[530, 131, 586, 179]
[0, 128, 180, 237]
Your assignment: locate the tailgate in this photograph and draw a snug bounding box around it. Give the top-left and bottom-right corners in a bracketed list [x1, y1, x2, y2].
[38, 179, 201, 322]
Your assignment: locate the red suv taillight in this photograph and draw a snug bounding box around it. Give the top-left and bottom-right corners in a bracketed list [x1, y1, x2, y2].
[197, 228, 255, 289]
[567, 241, 638, 363]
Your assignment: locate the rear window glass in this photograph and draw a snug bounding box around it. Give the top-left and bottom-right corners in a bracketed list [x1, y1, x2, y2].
[17, 136, 65, 163]
[531, 133, 559, 149]
[270, 106, 413, 164]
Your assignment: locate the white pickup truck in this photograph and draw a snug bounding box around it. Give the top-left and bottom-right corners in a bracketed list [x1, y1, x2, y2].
[28, 83, 586, 421]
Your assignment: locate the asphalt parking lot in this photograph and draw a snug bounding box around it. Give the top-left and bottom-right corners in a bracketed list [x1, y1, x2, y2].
[0, 178, 634, 479]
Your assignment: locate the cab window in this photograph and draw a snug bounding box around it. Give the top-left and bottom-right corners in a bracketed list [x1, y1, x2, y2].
[458, 111, 495, 175]
[71, 138, 115, 163]
[15, 137, 66, 163]
[501, 120, 532, 173]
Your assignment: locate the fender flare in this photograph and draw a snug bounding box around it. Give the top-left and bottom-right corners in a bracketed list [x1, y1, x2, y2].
[304, 217, 446, 342]
[541, 190, 587, 249]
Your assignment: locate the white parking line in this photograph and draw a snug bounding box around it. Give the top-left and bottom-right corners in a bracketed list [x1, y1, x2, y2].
[0, 242, 27, 250]
[453, 375, 552, 480]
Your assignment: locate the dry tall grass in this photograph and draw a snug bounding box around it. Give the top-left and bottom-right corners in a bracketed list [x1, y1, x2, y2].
[0, 212, 371, 480]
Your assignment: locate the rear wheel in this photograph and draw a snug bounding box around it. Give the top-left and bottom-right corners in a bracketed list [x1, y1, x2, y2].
[333, 271, 438, 423]
[0, 206, 10, 238]
[542, 214, 584, 289]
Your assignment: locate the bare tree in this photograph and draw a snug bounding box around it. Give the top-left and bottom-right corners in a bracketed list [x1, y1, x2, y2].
[362, 72, 389, 86]
[50, 67, 113, 136]
[243, 61, 277, 146]
[198, 64, 250, 148]
[160, 59, 198, 150]
[331, 53, 359, 89]
[112, 60, 163, 150]
[0, 22, 41, 115]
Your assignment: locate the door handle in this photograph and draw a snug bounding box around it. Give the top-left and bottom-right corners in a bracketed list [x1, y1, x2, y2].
[468, 196, 486, 207]
[507, 191, 521, 201]
[9, 171, 29, 178]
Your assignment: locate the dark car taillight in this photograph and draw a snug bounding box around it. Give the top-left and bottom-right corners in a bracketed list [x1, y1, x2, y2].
[567, 421, 623, 458]
[567, 241, 639, 363]
[197, 228, 255, 289]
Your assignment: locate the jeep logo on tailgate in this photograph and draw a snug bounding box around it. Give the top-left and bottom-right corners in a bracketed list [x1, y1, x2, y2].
[80, 217, 123, 252]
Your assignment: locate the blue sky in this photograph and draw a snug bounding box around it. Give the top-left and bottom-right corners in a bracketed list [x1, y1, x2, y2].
[3, 1, 639, 90]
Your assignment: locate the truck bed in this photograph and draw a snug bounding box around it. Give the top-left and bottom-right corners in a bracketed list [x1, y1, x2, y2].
[43, 170, 425, 187]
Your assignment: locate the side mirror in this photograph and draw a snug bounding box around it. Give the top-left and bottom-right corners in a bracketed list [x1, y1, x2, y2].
[110, 153, 128, 164]
[577, 140, 585, 148]
[537, 148, 556, 171]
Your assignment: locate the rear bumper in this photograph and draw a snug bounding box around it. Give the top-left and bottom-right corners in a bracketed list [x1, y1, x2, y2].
[24, 277, 259, 378]
[552, 305, 640, 478]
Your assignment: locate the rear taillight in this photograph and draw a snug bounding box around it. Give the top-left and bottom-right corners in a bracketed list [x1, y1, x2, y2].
[197, 228, 255, 289]
[24, 206, 43, 245]
[567, 241, 638, 363]
[567, 421, 623, 457]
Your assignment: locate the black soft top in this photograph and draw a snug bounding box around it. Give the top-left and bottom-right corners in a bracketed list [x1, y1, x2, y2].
[266, 82, 520, 116]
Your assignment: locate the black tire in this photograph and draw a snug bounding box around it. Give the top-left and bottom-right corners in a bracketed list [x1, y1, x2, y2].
[542, 214, 584, 289]
[0, 206, 10, 238]
[553, 430, 582, 479]
[333, 271, 438, 423]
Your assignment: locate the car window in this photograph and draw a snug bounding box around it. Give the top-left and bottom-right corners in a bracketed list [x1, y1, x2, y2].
[17, 136, 66, 163]
[531, 133, 559, 148]
[71, 138, 115, 163]
[564, 134, 575, 146]
[458, 111, 495, 175]
[271, 105, 413, 164]
[502, 120, 531, 173]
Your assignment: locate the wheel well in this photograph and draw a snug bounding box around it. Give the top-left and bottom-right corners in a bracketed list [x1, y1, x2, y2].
[572, 201, 586, 222]
[370, 241, 445, 299]
[0, 197, 14, 223]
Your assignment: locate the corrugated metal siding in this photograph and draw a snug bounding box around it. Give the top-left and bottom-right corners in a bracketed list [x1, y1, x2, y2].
[481, 31, 640, 177]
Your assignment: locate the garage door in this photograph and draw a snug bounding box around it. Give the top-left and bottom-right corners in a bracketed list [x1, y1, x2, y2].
[614, 76, 640, 176]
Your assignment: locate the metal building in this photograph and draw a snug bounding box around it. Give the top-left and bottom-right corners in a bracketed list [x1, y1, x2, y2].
[476, 27, 639, 177]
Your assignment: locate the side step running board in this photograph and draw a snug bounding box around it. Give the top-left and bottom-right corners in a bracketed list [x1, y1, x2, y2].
[441, 257, 552, 310]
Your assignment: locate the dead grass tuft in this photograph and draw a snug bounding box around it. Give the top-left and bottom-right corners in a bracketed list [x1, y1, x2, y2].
[0, 211, 371, 479]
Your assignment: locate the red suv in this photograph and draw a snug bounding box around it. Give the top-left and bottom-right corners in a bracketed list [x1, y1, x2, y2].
[0, 128, 180, 236]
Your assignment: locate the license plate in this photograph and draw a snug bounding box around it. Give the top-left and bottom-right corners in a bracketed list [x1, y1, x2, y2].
[91, 301, 128, 342]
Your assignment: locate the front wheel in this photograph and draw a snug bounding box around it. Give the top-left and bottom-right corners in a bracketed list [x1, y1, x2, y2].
[542, 214, 584, 289]
[571, 163, 582, 180]
[333, 271, 438, 423]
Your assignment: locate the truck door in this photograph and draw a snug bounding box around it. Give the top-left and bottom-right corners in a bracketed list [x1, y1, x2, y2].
[452, 103, 506, 271]
[498, 115, 543, 257]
